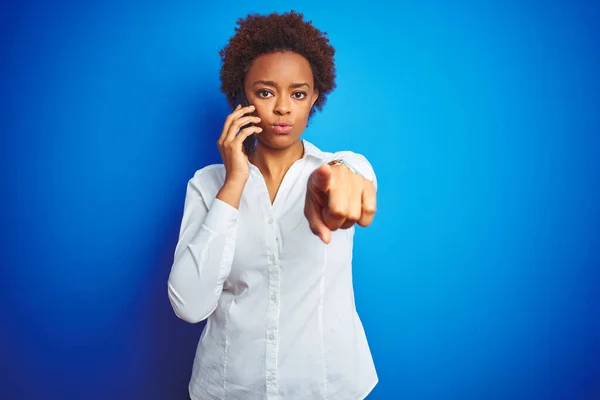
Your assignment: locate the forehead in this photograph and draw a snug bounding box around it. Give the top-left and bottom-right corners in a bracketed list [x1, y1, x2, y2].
[245, 52, 314, 86]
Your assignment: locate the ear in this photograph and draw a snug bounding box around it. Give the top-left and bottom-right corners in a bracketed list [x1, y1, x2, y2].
[311, 89, 319, 108]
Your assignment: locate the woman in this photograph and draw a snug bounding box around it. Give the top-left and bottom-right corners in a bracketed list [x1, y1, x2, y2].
[168, 11, 378, 400]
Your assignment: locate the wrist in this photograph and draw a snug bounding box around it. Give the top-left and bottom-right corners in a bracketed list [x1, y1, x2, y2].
[328, 159, 364, 178]
[218, 179, 246, 209]
[224, 175, 248, 188]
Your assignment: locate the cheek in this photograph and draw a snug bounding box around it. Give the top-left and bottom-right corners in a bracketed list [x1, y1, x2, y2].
[253, 107, 269, 125]
[297, 102, 312, 121]
[251, 97, 273, 115]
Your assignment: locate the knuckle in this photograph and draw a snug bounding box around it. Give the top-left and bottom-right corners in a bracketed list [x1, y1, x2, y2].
[357, 219, 370, 227]
[232, 116, 246, 125]
[348, 212, 361, 221]
[328, 206, 347, 218]
[327, 221, 340, 231]
[362, 205, 376, 215]
[342, 220, 355, 229]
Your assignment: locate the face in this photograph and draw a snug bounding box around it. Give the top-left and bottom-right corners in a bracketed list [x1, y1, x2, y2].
[243, 51, 319, 151]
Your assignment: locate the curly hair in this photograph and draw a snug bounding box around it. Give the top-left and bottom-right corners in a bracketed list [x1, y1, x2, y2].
[219, 11, 336, 118]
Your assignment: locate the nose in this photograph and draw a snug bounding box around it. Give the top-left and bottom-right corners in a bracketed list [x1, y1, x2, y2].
[274, 95, 291, 116]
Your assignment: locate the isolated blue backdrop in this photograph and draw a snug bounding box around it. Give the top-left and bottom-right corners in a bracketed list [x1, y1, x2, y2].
[1, 1, 599, 399]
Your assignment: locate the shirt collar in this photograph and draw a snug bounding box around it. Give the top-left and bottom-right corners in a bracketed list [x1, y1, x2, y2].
[301, 139, 327, 161]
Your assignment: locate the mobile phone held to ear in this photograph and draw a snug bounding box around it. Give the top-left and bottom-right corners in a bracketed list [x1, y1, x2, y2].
[233, 88, 256, 156]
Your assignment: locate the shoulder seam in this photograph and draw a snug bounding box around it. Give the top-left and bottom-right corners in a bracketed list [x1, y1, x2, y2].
[192, 163, 224, 180]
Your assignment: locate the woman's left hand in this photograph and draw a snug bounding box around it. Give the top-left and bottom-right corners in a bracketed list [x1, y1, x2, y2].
[304, 162, 377, 244]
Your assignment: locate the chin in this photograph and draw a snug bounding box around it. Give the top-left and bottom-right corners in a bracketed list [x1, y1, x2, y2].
[257, 131, 302, 149]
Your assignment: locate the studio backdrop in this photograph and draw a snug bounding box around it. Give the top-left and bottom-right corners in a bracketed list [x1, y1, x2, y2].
[1, 1, 599, 399]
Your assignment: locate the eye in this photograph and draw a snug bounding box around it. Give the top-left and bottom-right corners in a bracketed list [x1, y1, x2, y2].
[257, 90, 273, 98]
[292, 92, 307, 100]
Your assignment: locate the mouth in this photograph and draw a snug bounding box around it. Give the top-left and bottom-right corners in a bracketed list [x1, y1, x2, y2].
[272, 122, 293, 135]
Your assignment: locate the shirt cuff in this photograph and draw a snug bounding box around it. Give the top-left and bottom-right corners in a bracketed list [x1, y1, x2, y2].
[202, 198, 240, 236]
[332, 153, 378, 191]
[331, 158, 364, 178]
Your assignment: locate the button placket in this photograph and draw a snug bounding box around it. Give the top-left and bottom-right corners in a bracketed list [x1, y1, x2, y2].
[265, 215, 280, 397]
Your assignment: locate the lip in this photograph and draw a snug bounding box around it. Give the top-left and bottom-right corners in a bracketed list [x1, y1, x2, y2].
[272, 122, 293, 134]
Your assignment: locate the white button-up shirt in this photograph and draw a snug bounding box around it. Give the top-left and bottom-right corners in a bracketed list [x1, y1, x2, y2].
[168, 140, 378, 400]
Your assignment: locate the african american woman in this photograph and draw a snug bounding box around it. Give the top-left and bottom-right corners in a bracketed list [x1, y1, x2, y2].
[168, 11, 379, 400]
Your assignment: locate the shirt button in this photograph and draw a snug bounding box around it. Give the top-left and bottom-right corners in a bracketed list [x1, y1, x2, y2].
[268, 333, 275, 341]
[268, 218, 274, 224]
[268, 375, 275, 382]
[268, 254, 276, 264]
[271, 294, 277, 301]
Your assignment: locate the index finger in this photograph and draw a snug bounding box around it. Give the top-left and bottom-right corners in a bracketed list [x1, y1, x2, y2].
[220, 105, 256, 142]
[304, 191, 332, 244]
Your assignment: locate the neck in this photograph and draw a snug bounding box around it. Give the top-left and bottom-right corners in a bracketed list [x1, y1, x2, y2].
[249, 140, 305, 180]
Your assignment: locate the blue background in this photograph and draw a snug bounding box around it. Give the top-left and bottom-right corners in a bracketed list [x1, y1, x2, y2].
[1, 1, 599, 399]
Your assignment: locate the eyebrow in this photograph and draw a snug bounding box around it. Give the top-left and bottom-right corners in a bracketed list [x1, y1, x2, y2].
[252, 80, 310, 89]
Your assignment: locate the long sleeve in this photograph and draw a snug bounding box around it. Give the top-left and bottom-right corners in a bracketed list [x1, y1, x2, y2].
[167, 174, 239, 323]
[330, 150, 378, 192]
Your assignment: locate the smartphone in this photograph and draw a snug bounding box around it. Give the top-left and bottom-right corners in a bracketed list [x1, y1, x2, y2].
[233, 88, 256, 156]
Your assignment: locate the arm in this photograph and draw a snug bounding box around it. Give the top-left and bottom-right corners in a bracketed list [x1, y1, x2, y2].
[167, 173, 240, 323]
[168, 100, 259, 322]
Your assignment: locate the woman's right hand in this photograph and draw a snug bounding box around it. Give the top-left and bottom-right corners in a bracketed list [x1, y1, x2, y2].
[217, 104, 263, 184]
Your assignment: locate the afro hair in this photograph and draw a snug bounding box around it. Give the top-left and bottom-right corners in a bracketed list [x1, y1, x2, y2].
[219, 10, 336, 118]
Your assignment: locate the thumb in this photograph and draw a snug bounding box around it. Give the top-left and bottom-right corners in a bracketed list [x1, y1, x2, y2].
[309, 163, 332, 193]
